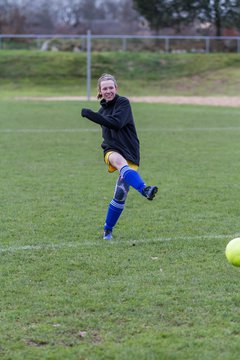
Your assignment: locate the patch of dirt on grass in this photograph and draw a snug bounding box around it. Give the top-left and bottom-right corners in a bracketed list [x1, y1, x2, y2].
[129, 96, 240, 107]
[13, 96, 240, 107]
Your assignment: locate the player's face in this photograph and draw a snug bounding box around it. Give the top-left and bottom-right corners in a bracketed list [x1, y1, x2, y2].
[99, 80, 117, 101]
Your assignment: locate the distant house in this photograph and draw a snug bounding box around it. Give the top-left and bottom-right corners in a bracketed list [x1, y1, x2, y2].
[222, 28, 240, 37]
[77, 19, 148, 35]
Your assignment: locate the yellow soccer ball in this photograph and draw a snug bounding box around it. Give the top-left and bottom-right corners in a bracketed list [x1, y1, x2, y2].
[225, 238, 240, 267]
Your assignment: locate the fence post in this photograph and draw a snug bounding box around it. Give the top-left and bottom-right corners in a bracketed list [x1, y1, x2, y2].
[87, 30, 91, 101]
[165, 37, 169, 52]
[205, 37, 210, 53]
[237, 39, 240, 53]
[122, 37, 127, 51]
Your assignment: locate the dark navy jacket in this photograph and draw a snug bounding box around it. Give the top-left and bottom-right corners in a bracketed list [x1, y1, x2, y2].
[82, 94, 140, 165]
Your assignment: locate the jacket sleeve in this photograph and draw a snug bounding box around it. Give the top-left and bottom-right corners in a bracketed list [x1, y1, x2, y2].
[81, 97, 131, 130]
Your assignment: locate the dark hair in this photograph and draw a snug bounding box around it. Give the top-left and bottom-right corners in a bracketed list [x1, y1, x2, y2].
[97, 73, 118, 99]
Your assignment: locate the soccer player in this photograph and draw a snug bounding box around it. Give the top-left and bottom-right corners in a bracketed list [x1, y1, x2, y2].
[81, 74, 158, 240]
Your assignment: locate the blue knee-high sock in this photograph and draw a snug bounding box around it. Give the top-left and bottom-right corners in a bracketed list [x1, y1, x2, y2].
[104, 199, 125, 231]
[120, 165, 146, 194]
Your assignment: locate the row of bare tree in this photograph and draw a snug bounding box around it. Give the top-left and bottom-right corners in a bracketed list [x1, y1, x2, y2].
[1, 0, 240, 36]
[0, 0, 143, 35]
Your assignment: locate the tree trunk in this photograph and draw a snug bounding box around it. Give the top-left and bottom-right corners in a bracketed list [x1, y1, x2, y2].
[214, 0, 222, 36]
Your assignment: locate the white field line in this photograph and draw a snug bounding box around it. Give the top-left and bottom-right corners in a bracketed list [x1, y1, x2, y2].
[0, 128, 98, 133]
[140, 127, 240, 132]
[1, 127, 240, 134]
[0, 234, 238, 253]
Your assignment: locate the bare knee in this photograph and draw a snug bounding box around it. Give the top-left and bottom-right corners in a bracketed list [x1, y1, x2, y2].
[109, 152, 127, 171]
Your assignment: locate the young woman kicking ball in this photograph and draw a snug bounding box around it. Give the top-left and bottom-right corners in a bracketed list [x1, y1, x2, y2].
[81, 73, 158, 240]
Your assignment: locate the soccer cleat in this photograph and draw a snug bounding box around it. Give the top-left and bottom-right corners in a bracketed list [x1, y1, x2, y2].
[103, 229, 113, 240]
[142, 186, 158, 200]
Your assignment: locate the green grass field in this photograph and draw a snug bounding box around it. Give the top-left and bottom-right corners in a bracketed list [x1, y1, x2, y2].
[1, 98, 240, 359]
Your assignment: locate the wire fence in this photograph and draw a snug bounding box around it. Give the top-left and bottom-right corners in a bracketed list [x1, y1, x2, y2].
[1, 33, 240, 53]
